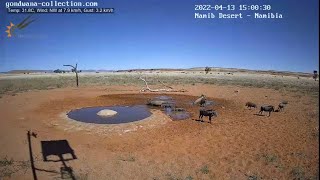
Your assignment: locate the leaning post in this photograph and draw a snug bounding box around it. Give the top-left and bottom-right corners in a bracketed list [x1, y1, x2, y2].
[75, 63, 79, 87]
[63, 63, 79, 87]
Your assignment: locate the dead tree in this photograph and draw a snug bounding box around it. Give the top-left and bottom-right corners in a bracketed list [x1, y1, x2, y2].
[139, 76, 186, 92]
[205, 67, 211, 74]
[63, 63, 79, 87]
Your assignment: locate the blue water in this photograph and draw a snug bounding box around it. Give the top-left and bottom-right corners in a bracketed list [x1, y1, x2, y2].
[67, 105, 151, 124]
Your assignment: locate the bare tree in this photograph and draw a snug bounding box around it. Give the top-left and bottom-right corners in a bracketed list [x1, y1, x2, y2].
[205, 67, 211, 74]
[63, 63, 79, 87]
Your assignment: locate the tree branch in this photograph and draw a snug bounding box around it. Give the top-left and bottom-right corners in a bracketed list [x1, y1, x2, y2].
[63, 65, 75, 69]
[139, 76, 186, 92]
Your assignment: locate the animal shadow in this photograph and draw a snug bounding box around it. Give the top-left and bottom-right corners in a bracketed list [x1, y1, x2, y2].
[193, 119, 211, 124]
[253, 113, 265, 116]
[192, 119, 209, 123]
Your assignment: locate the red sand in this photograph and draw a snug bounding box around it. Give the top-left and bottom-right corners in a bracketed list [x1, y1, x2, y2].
[0, 85, 318, 179]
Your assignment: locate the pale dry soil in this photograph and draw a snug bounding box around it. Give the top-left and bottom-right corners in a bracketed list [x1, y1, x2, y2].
[0, 84, 318, 180]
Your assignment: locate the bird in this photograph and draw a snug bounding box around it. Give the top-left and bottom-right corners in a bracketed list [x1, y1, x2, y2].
[31, 132, 37, 138]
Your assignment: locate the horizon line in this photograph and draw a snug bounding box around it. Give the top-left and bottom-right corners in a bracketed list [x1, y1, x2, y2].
[1, 66, 316, 75]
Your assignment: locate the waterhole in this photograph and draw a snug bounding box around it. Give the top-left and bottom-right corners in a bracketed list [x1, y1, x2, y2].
[67, 105, 151, 124]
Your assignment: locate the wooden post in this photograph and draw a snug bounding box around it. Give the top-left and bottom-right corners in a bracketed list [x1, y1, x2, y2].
[75, 63, 79, 87]
[27, 131, 38, 180]
[63, 64, 79, 87]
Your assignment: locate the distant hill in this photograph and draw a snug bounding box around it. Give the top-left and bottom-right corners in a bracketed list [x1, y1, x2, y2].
[6, 70, 53, 74]
[116, 68, 185, 72]
[4, 67, 314, 77]
[189, 67, 313, 77]
[83, 70, 115, 72]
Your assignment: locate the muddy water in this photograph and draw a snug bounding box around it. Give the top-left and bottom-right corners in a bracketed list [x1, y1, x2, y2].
[68, 95, 211, 124]
[67, 105, 151, 124]
[149, 96, 192, 120]
[165, 109, 191, 120]
[187, 100, 217, 106]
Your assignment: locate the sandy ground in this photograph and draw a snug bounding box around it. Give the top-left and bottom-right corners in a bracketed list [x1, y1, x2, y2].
[0, 84, 318, 180]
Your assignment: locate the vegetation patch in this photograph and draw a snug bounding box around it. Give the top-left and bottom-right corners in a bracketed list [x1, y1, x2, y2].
[0, 73, 318, 98]
[290, 166, 305, 180]
[199, 165, 209, 174]
[262, 154, 278, 164]
[118, 154, 136, 162]
[0, 157, 30, 178]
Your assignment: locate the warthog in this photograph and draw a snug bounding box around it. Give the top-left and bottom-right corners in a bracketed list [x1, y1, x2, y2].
[199, 109, 217, 123]
[193, 95, 206, 107]
[259, 105, 275, 116]
[199, 98, 206, 107]
[245, 102, 257, 109]
[277, 103, 286, 111]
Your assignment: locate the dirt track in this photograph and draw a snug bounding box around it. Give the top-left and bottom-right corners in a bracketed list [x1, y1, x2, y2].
[0, 85, 318, 179]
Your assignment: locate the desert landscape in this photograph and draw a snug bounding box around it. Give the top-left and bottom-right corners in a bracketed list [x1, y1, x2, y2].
[0, 69, 319, 180]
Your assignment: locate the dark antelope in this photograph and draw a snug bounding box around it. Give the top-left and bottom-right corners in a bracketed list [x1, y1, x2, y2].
[259, 105, 275, 117]
[199, 109, 217, 123]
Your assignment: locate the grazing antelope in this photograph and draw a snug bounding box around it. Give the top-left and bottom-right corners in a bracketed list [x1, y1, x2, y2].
[245, 102, 257, 109]
[199, 109, 217, 123]
[259, 105, 275, 117]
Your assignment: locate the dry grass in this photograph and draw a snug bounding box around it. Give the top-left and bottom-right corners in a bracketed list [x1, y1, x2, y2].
[1, 72, 318, 98]
[0, 157, 30, 178]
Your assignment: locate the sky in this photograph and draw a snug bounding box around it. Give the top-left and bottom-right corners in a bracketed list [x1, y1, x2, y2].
[0, 0, 319, 72]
